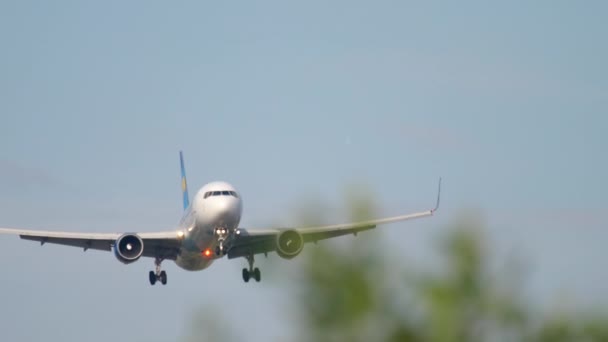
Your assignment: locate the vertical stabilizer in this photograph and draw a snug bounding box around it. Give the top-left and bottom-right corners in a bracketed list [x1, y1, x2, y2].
[179, 151, 190, 210]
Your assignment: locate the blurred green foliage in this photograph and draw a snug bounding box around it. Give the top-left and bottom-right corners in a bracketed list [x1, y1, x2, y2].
[295, 218, 608, 342]
[187, 190, 608, 342]
[290, 188, 608, 342]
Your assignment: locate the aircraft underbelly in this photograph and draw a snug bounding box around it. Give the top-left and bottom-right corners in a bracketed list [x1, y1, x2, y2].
[175, 250, 213, 271]
[173, 208, 241, 271]
[173, 225, 217, 271]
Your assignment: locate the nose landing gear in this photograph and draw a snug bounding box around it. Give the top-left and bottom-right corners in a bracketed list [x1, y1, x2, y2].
[242, 254, 261, 283]
[149, 257, 167, 286]
[215, 240, 229, 256]
[215, 227, 231, 256]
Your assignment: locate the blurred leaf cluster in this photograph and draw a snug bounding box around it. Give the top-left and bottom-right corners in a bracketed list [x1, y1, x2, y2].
[187, 189, 608, 342]
[298, 227, 607, 342]
[291, 189, 608, 342]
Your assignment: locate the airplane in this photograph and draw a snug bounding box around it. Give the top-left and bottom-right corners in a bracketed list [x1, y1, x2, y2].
[0, 152, 441, 286]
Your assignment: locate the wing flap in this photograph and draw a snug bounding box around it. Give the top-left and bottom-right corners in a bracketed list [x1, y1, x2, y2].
[20, 235, 113, 251]
[227, 224, 377, 259]
[0, 228, 119, 251]
[227, 210, 433, 259]
[0, 228, 182, 260]
[302, 224, 376, 243]
[139, 236, 182, 260]
[228, 237, 275, 259]
[227, 177, 441, 259]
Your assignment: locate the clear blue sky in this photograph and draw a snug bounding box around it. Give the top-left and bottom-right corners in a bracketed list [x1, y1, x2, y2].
[1, 1, 606, 341]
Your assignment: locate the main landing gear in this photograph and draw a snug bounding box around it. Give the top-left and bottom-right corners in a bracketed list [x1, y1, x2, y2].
[149, 257, 167, 286]
[242, 254, 261, 283]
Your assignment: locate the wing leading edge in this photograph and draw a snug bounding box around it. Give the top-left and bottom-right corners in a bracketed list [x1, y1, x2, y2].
[227, 178, 442, 259]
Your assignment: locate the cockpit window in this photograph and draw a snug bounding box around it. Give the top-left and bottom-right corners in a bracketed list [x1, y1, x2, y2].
[204, 190, 239, 198]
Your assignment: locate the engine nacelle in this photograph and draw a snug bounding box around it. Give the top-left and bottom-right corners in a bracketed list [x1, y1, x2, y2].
[275, 229, 304, 259]
[114, 233, 144, 264]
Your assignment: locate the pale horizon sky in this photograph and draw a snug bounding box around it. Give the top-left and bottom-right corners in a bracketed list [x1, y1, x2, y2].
[1, 1, 607, 341]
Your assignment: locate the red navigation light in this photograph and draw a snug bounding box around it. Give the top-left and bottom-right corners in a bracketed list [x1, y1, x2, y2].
[203, 248, 212, 258]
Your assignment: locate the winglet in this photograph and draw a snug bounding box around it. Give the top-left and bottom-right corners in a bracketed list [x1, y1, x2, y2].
[431, 178, 441, 213]
[180, 151, 190, 210]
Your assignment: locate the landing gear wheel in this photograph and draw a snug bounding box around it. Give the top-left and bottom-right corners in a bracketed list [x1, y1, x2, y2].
[215, 246, 221, 256]
[242, 254, 261, 283]
[150, 257, 166, 286]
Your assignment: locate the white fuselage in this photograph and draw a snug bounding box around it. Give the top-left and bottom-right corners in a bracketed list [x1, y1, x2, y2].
[174, 181, 243, 271]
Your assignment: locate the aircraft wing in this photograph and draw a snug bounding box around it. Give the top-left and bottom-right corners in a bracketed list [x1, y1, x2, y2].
[227, 179, 441, 259]
[0, 229, 183, 260]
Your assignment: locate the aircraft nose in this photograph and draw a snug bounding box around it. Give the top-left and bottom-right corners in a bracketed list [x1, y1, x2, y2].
[215, 198, 232, 215]
[213, 197, 239, 221]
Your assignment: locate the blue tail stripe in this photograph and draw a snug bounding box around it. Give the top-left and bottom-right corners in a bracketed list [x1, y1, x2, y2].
[179, 151, 190, 210]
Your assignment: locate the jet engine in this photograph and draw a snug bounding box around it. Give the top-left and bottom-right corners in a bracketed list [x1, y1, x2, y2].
[114, 233, 144, 264]
[275, 229, 304, 259]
